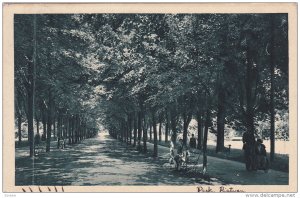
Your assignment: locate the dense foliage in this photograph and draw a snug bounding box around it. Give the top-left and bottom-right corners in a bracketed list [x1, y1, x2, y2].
[14, 14, 288, 166]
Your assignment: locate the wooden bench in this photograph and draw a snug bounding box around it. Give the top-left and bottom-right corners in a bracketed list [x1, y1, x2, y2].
[34, 142, 46, 156]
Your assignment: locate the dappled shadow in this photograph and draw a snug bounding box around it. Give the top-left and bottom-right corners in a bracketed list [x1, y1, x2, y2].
[16, 134, 217, 186]
[98, 135, 223, 185]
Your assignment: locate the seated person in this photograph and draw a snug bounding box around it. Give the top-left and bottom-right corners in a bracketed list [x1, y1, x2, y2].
[176, 139, 189, 160]
[255, 139, 267, 156]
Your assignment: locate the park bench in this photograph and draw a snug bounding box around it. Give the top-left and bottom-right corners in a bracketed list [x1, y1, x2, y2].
[34, 141, 46, 156]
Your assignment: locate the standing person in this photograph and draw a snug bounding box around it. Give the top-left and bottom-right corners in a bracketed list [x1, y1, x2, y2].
[34, 132, 41, 146]
[242, 131, 256, 171]
[34, 132, 41, 155]
[189, 134, 197, 149]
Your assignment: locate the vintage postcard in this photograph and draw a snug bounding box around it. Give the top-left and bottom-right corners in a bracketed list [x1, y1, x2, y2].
[2, 3, 297, 193]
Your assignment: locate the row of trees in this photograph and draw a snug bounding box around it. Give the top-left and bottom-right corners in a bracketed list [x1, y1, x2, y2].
[15, 14, 288, 168]
[15, 14, 99, 156]
[79, 14, 288, 166]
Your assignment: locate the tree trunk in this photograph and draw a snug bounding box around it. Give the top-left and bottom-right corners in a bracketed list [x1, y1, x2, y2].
[79, 120, 82, 141]
[246, 110, 255, 136]
[121, 122, 125, 142]
[242, 43, 257, 150]
[57, 114, 61, 148]
[133, 113, 137, 147]
[197, 112, 203, 150]
[152, 111, 158, 157]
[270, 16, 275, 162]
[123, 122, 126, 143]
[27, 88, 34, 156]
[70, 116, 74, 143]
[74, 115, 78, 143]
[68, 116, 71, 145]
[53, 117, 56, 138]
[77, 116, 80, 143]
[165, 110, 169, 143]
[158, 120, 162, 142]
[216, 89, 225, 153]
[182, 112, 192, 146]
[126, 122, 128, 144]
[78, 116, 81, 142]
[72, 116, 75, 144]
[46, 90, 53, 152]
[61, 116, 64, 139]
[27, 14, 37, 157]
[46, 107, 52, 152]
[137, 99, 143, 149]
[202, 109, 210, 174]
[42, 110, 47, 141]
[36, 119, 40, 135]
[183, 120, 188, 146]
[82, 123, 85, 140]
[18, 114, 22, 144]
[128, 115, 132, 145]
[138, 111, 142, 147]
[143, 117, 147, 153]
[149, 125, 152, 141]
[170, 106, 177, 143]
[244, 39, 257, 139]
[27, 85, 34, 156]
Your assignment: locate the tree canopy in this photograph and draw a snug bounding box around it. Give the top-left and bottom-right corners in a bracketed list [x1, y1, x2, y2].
[14, 13, 288, 164]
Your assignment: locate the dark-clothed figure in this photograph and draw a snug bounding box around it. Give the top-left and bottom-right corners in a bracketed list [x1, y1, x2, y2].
[41, 133, 46, 141]
[34, 133, 41, 145]
[189, 134, 197, 149]
[242, 131, 256, 171]
[34, 133, 41, 155]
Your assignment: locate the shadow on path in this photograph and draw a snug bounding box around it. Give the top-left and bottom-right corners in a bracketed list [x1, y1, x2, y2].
[15, 133, 221, 186]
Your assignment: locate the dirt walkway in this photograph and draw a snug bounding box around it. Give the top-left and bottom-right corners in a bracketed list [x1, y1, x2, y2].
[15, 133, 220, 186]
[15, 133, 288, 186]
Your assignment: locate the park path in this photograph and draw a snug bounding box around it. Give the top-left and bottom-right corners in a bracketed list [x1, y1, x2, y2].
[15, 132, 288, 186]
[15, 132, 220, 186]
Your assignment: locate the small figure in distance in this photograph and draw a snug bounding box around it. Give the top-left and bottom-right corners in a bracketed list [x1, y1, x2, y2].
[189, 134, 197, 149]
[34, 132, 41, 146]
[34, 132, 41, 155]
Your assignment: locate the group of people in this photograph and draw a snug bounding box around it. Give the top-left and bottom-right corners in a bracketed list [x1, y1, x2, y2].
[169, 132, 269, 172]
[242, 131, 269, 172]
[168, 134, 197, 170]
[169, 138, 190, 170]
